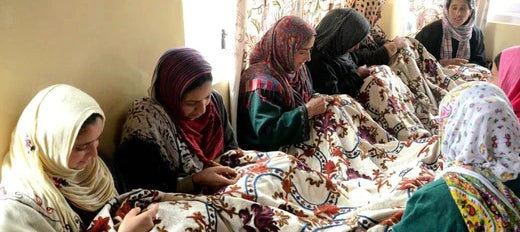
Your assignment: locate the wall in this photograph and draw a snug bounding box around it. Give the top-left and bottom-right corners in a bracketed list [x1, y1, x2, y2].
[484, 22, 520, 60]
[0, 0, 185, 158]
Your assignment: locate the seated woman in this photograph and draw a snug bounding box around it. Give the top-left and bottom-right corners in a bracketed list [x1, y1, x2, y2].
[237, 15, 331, 151]
[393, 81, 520, 231]
[0, 84, 157, 232]
[347, 0, 408, 66]
[115, 48, 239, 194]
[415, 0, 486, 67]
[306, 7, 371, 97]
[490, 46, 520, 121]
[306, 8, 431, 140]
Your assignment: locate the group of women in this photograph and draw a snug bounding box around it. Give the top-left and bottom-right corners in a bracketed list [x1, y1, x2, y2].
[1, 0, 519, 231]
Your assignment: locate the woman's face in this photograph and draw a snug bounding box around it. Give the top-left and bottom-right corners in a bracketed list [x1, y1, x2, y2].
[69, 117, 103, 170]
[448, 0, 472, 27]
[489, 61, 499, 86]
[293, 36, 315, 71]
[181, 81, 213, 120]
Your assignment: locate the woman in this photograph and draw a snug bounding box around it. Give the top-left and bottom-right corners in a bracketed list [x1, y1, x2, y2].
[307, 8, 431, 140]
[0, 84, 157, 232]
[495, 46, 520, 121]
[237, 15, 331, 151]
[306, 7, 371, 97]
[393, 81, 520, 231]
[115, 48, 239, 194]
[346, 0, 408, 66]
[415, 0, 486, 67]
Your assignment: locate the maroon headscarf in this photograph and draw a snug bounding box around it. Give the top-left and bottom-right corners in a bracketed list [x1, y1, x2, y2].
[150, 47, 224, 163]
[243, 15, 315, 108]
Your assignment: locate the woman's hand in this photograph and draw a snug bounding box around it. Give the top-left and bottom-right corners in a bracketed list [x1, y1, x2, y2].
[118, 203, 158, 232]
[356, 65, 371, 79]
[392, 36, 407, 49]
[440, 58, 468, 66]
[384, 36, 407, 57]
[305, 95, 333, 117]
[192, 166, 238, 189]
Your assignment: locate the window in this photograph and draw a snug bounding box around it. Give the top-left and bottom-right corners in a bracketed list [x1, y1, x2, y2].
[488, 0, 520, 25]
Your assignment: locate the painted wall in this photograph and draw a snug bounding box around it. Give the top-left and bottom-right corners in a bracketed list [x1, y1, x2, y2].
[484, 22, 520, 60]
[0, 0, 185, 158]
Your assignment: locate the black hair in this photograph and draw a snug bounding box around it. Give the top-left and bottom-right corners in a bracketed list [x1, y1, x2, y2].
[494, 52, 502, 71]
[80, 113, 102, 132]
[184, 73, 213, 94]
[446, 0, 474, 9]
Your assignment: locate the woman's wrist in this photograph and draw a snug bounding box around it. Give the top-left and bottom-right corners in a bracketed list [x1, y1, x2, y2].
[384, 42, 397, 57]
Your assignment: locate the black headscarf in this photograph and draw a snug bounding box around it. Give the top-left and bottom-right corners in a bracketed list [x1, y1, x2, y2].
[314, 8, 370, 57]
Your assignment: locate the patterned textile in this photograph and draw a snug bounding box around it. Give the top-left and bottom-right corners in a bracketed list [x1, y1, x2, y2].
[0, 84, 117, 231]
[498, 46, 520, 120]
[345, 0, 387, 26]
[439, 81, 520, 181]
[151, 48, 224, 164]
[444, 168, 520, 231]
[438, 81, 520, 230]
[387, 37, 457, 133]
[246, 15, 314, 109]
[120, 97, 204, 175]
[357, 65, 431, 140]
[441, 62, 491, 84]
[88, 95, 442, 232]
[440, 0, 475, 60]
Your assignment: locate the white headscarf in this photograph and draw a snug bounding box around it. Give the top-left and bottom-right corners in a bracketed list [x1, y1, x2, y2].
[439, 81, 520, 181]
[1, 84, 117, 231]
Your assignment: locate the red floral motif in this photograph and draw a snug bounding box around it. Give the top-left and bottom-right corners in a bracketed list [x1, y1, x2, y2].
[313, 204, 339, 219]
[86, 216, 111, 232]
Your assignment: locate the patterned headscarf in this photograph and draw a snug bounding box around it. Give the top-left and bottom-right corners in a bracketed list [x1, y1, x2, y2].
[314, 8, 370, 57]
[1, 84, 117, 231]
[440, 0, 475, 60]
[149, 48, 224, 163]
[245, 15, 315, 108]
[498, 46, 520, 121]
[439, 81, 520, 181]
[345, 0, 387, 26]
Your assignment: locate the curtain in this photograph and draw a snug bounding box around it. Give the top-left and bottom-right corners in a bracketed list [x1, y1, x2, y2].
[475, 0, 490, 29]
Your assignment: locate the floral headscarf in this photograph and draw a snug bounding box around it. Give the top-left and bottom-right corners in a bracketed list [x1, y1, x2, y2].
[345, 0, 387, 26]
[498, 46, 520, 121]
[1, 84, 117, 231]
[245, 15, 315, 108]
[439, 81, 520, 181]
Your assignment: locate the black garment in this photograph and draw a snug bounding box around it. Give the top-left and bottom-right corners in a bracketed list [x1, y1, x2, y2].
[353, 27, 391, 66]
[114, 92, 238, 194]
[353, 44, 390, 66]
[415, 19, 486, 67]
[307, 48, 364, 96]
